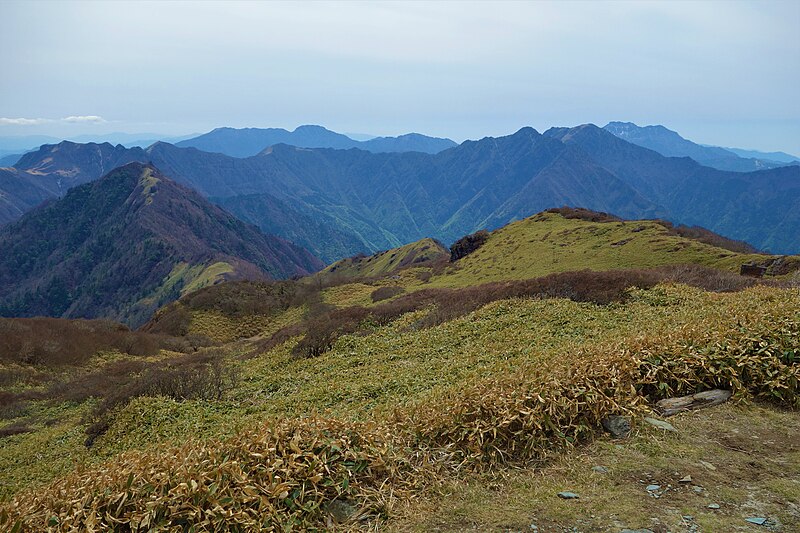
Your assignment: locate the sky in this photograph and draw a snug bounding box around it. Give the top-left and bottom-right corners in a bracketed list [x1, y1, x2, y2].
[1, 0, 799, 155]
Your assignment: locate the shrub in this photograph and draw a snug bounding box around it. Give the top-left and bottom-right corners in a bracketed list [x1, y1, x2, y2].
[370, 286, 405, 303]
[544, 207, 759, 254]
[83, 352, 240, 446]
[546, 206, 622, 223]
[0, 422, 33, 439]
[416, 271, 433, 283]
[654, 220, 759, 254]
[450, 230, 490, 261]
[0, 317, 185, 366]
[292, 307, 371, 358]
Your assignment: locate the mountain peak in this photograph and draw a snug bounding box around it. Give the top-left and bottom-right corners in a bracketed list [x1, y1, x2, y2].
[293, 124, 335, 133]
[0, 163, 323, 326]
[601, 121, 791, 172]
[100, 161, 160, 193]
[512, 126, 541, 137]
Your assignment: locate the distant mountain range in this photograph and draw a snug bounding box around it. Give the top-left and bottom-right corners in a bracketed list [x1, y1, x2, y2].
[0, 133, 198, 167]
[0, 162, 322, 326]
[603, 121, 798, 172]
[3, 124, 799, 258]
[721, 146, 800, 164]
[175, 125, 458, 157]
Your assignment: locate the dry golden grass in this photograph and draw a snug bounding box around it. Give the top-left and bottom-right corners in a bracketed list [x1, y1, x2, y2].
[2, 285, 797, 530]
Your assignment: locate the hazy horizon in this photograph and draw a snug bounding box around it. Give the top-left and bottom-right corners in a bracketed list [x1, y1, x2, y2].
[1, 0, 798, 154]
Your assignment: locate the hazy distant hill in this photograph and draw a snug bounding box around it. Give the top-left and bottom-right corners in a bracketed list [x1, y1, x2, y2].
[0, 162, 323, 326]
[0, 153, 23, 167]
[603, 121, 794, 172]
[0, 167, 56, 223]
[722, 146, 799, 163]
[12, 141, 147, 195]
[176, 125, 457, 157]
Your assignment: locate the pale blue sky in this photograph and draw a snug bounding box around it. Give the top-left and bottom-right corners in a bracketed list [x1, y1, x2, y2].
[1, 0, 798, 154]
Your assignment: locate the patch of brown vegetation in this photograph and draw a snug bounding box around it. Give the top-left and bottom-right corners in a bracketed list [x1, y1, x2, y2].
[370, 286, 405, 303]
[271, 265, 770, 359]
[0, 317, 201, 367]
[546, 206, 623, 223]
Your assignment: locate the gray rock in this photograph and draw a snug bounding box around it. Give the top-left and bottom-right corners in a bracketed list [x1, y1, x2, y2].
[745, 517, 767, 526]
[699, 460, 717, 471]
[592, 465, 609, 474]
[324, 499, 358, 523]
[708, 503, 720, 509]
[557, 491, 580, 499]
[646, 484, 661, 492]
[657, 389, 732, 416]
[602, 415, 632, 438]
[643, 417, 677, 432]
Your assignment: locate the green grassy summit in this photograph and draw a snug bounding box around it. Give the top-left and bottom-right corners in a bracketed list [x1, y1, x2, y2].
[435, 210, 777, 287]
[321, 237, 448, 280]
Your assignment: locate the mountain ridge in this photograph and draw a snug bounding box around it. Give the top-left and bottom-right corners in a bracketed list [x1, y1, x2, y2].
[0, 162, 323, 326]
[4, 125, 800, 255]
[176, 124, 458, 157]
[603, 121, 796, 172]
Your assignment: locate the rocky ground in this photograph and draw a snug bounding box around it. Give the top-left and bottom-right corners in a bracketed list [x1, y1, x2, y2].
[388, 402, 800, 532]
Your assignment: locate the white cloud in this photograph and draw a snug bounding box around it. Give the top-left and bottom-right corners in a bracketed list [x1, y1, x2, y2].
[0, 115, 106, 126]
[62, 115, 106, 124]
[0, 117, 50, 126]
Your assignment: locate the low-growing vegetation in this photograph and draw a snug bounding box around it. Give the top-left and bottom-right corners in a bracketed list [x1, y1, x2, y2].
[274, 265, 768, 359]
[1, 282, 797, 529]
[547, 206, 759, 254]
[321, 238, 448, 281]
[370, 285, 405, 303]
[0, 317, 182, 366]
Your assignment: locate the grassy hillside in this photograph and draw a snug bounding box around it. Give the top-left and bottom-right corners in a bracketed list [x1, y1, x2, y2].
[1, 210, 798, 530]
[321, 237, 448, 280]
[432, 210, 784, 288]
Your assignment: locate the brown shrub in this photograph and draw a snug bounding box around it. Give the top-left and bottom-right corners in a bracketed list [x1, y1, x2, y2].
[292, 307, 372, 358]
[450, 230, 489, 261]
[81, 351, 240, 446]
[0, 422, 34, 439]
[142, 303, 192, 336]
[0, 393, 29, 420]
[0, 317, 187, 366]
[546, 206, 623, 223]
[370, 286, 405, 303]
[654, 220, 759, 254]
[416, 270, 433, 283]
[3, 288, 796, 530]
[544, 207, 759, 254]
